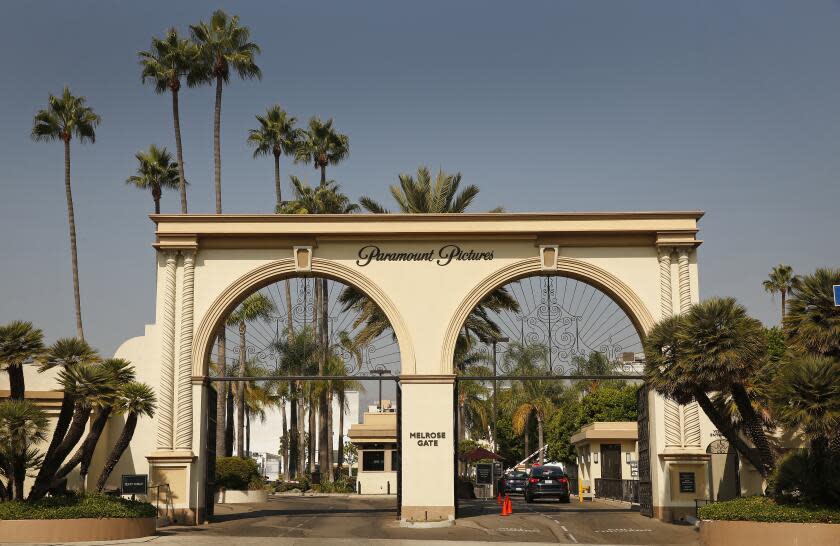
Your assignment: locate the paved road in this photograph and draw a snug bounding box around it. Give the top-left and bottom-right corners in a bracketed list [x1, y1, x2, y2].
[41, 494, 699, 545]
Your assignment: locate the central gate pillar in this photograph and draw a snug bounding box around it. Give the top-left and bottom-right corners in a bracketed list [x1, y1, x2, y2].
[399, 375, 456, 523]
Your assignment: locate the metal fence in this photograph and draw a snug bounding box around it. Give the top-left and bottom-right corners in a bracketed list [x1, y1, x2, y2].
[595, 478, 639, 504]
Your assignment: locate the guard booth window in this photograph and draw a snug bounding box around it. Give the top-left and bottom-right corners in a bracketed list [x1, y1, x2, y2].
[363, 450, 385, 471]
[391, 450, 399, 471]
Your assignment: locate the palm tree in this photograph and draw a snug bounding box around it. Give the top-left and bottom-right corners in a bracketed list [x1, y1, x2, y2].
[32, 88, 101, 340]
[503, 342, 555, 464]
[295, 117, 349, 186]
[191, 9, 261, 214]
[0, 400, 48, 500]
[0, 321, 45, 400]
[644, 300, 775, 478]
[54, 358, 135, 490]
[763, 264, 798, 322]
[126, 145, 181, 214]
[28, 338, 99, 500]
[226, 293, 276, 456]
[32, 363, 113, 498]
[247, 105, 302, 210]
[274, 327, 318, 478]
[771, 355, 840, 455]
[139, 28, 199, 213]
[784, 268, 840, 359]
[359, 166, 478, 214]
[96, 382, 156, 492]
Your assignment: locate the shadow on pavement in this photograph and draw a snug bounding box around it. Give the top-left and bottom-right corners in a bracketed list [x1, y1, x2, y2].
[209, 507, 396, 523]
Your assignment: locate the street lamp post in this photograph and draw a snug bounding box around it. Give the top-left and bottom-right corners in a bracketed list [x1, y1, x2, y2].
[481, 335, 508, 497]
[370, 366, 391, 411]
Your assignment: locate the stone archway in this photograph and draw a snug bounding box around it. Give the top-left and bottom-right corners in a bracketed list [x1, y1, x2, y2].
[192, 257, 416, 378]
[441, 256, 656, 375]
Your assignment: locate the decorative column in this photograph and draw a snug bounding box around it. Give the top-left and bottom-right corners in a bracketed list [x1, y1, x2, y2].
[677, 248, 692, 313]
[658, 247, 673, 318]
[175, 251, 195, 451]
[157, 251, 178, 450]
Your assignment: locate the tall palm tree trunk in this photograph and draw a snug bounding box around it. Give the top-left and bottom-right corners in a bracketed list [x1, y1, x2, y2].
[225, 387, 234, 456]
[537, 416, 544, 464]
[337, 390, 345, 476]
[318, 280, 331, 482]
[171, 86, 188, 213]
[693, 387, 767, 478]
[55, 407, 112, 490]
[30, 403, 92, 500]
[327, 389, 334, 480]
[236, 322, 246, 456]
[320, 164, 326, 186]
[96, 413, 138, 492]
[281, 399, 290, 480]
[780, 290, 786, 321]
[308, 391, 316, 474]
[213, 74, 223, 214]
[246, 409, 250, 456]
[152, 186, 161, 215]
[297, 391, 305, 477]
[730, 383, 775, 476]
[30, 394, 75, 500]
[64, 138, 84, 340]
[285, 281, 293, 338]
[523, 416, 530, 462]
[8, 365, 24, 400]
[273, 152, 282, 210]
[215, 330, 227, 457]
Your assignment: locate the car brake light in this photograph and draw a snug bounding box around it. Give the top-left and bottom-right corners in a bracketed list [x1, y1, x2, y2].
[560, 477, 569, 484]
[529, 477, 539, 484]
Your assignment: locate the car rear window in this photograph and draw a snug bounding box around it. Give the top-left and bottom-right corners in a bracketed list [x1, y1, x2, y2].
[531, 467, 564, 478]
[507, 471, 527, 479]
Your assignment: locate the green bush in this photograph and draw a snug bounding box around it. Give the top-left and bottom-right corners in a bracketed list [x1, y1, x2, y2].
[698, 496, 840, 524]
[215, 456, 261, 490]
[0, 493, 156, 520]
[769, 450, 840, 506]
[317, 476, 356, 493]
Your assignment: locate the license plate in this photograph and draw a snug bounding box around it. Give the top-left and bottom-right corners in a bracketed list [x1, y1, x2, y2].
[515, 487, 522, 491]
[544, 480, 554, 484]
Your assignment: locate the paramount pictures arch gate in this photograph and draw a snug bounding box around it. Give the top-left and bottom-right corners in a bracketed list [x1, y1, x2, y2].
[114, 211, 702, 524]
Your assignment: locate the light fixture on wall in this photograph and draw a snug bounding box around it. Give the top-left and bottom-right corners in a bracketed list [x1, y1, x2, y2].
[593, 452, 598, 464]
[626, 452, 631, 463]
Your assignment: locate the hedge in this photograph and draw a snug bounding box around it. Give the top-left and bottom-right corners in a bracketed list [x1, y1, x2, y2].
[698, 496, 840, 524]
[215, 456, 262, 490]
[0, 494, 156, 520]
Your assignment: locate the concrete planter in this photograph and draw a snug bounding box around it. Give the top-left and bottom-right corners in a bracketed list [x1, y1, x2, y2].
[0, 517, 155, 543]
[700, 519, 840, 546]
[215, 489, 269, 504]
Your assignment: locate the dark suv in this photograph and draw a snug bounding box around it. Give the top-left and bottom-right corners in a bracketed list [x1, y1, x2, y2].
[500, 471, 528, 495]
[525, 465, 570, 503]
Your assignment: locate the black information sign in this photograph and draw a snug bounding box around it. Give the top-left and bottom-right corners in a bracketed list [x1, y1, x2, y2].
[121, 474, 148, 495]
[678, 472, 695, 493]
[476, 463, 493, 485]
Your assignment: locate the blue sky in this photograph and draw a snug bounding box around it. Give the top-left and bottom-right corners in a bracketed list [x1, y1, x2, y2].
[1, 1, 839, 358]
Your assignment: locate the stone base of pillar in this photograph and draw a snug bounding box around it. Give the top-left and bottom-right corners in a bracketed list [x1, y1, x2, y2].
[146, 451, 198, 526]
[400, 505, 455, 524]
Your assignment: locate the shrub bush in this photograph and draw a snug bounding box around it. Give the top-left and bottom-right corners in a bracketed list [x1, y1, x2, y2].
[215, 456, 261, 490]
[698, 496, 840, 524]
[0, 493, 156, 520]
[769, 450, 840, 506]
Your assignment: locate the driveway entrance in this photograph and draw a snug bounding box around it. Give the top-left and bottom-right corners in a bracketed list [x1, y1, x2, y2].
[159, 495, 698, 544]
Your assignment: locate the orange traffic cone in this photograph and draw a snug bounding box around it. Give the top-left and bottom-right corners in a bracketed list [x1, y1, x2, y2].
[501, 495, 512, 516]
[497, 492, 503, 505]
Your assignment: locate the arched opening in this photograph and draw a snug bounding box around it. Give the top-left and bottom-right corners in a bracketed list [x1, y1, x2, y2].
[201, 270, 404, 520]
[450, 269, 647, 517]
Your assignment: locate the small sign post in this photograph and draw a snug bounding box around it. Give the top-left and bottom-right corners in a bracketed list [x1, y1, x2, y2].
[833, 285, 840, 307]
[121, 474, 148, 498]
